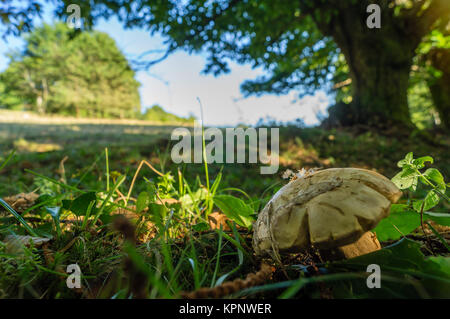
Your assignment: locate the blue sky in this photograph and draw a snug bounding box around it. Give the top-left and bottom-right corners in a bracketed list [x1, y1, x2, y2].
[0, 4, 331, 126]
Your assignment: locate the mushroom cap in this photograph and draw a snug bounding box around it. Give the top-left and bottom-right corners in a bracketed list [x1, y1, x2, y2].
[253, 168, 402, 255]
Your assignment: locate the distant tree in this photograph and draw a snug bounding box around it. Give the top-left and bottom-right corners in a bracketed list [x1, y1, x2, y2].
[0, 81, 21, 109]
[142, 105, 195, 123]
[0, 22, 141, 118]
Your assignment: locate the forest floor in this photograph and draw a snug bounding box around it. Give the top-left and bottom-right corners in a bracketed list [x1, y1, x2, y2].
[0, 111, 449, 298]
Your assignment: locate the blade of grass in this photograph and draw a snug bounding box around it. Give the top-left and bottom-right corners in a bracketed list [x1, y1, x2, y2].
[197, 98, 210, 192]
[75, 151, 103, 187]
[122, 242, 173, 298]
[81, 200, 96, 231]
[210, 225, 224, 287]
[105, 147, 110, 192]
[214, 228, 254, 262]
[0, 149, 16, 171]
[214, 223, 244, 286]
[25, 169, 87, 194]
[0, 198, 37, 236]
[92, 175, 126, 225]
[22, 193, 65, 216]
[220, 187, 252, 202]
[425, 221, 450, 252]
[25, 169, 136, 215]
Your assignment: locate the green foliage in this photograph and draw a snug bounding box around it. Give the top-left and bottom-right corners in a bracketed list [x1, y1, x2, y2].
[408, 29, 450, 129]
[374, 204, 450, 242]
[65, 192, 97, 217]
[0, 1, 42, 39]
[3, 1, 450, 128]
[213, 195, 255, 229]
[0, 198, 37, 236]
[1, 126, 449, 298]
[0, 81, 22, 110]
[0, 23, 141, 118]
[141, 105, 195, 123]
[60, 0, 340, 97]
[327, 239, 450, 298]
[392, 152, 448, 211]
[136, 191, 150, 214]
[375, 152, 449, 243]
[374, 204, 420, 241]
[407, 81, 438, 130]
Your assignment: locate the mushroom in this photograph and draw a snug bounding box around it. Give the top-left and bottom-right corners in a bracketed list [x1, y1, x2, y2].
[253, 168, 402, 260]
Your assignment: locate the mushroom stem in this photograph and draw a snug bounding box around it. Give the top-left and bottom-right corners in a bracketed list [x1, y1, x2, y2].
[319, 232, 381, 260]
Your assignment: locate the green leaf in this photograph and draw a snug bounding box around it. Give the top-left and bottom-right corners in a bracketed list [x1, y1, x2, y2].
[397, 152, 413, 168]
[146, 182, 157, 202]
[405, 152, 413, 162]
[424, 212, 450, 227]
[70, 192, 97, 216]
[373, 204, 420, 241]
[412, 190, 440, 212]
[180, 188, 208, 209]
[148, 203, 168, 227]
[329, 238, 450, 298]
[192, 222, 210, 232]
[391, 167, 418, 190]
[413, 156, 433, 169]
[136, 191, 149, 214]
[213, 195, 255, 229]
[423, 168, 446, 190]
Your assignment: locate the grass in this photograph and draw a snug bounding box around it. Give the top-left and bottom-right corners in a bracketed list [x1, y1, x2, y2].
[0, 111, 449, 298]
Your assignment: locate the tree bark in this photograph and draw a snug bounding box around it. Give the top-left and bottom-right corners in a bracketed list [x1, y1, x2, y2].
[426, 48, 450, 130]
[306, 0, 450, 129]
[317, 2, 418, 128]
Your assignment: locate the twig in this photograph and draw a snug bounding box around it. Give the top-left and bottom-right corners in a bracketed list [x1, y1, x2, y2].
[126, 160, 164, 204]
[180, 263, 274, 299]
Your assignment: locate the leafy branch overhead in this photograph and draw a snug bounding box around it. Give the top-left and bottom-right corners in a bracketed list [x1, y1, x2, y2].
[50, 0, 450, 128]
[2, 0, 450, 128]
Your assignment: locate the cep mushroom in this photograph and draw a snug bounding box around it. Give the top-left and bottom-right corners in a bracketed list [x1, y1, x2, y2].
[253, 168, 402, 260]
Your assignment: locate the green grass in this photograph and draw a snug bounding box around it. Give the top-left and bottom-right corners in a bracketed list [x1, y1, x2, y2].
[0, 114, 449, 299]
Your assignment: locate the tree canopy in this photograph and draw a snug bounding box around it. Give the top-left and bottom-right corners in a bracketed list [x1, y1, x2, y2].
[54, 0, 450, 129]
[1, 0, 449, 129]
[0, 22, 141, 118]
[142, 105, 195, 123]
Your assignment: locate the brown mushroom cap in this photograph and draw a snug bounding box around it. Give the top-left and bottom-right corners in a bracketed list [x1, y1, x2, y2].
[253, 168, 402, 255]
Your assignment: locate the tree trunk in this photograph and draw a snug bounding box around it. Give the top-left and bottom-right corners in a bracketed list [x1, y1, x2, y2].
[36, 95, 45, 114]
[331, 50, 414, 128]
[312, 1, 422, 129]
[427, 48, 450, 130]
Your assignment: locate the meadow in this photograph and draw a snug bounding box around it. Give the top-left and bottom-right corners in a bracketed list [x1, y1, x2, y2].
[0, 110, 449, 298]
